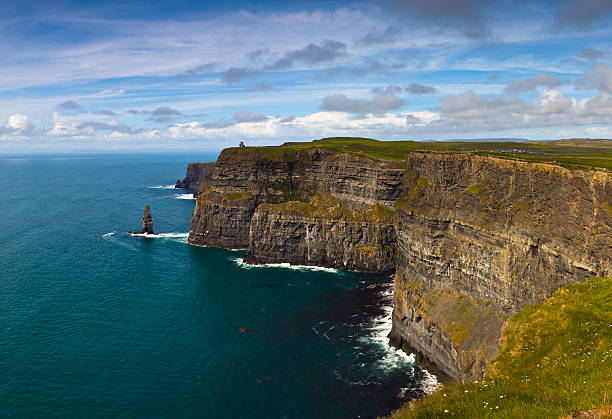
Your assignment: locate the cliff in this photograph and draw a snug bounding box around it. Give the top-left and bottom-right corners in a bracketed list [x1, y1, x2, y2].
[388, 152, 611, 380]
[392, 277, 612, 418]
[188, 147, 403, 271]
[175, 162, 215, 195]
[184, 139, 612, 382]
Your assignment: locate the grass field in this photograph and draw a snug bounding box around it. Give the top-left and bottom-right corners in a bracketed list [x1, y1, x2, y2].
[231, 137, 612, 170]
[389, 277, 612, 419]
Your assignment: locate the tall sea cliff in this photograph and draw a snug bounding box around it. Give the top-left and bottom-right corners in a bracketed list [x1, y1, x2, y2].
[180, 139, 612, 381]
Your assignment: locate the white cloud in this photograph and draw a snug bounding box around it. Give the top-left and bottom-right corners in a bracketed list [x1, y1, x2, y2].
[6, 114, 31, 131]
[165, 110, 442, 141]
[47, 112, 82, 137]
[101, 129, 160, 142]
[0, 113, 34, 140]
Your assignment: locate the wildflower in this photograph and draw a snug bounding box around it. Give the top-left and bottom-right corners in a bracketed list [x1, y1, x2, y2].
[444, 409, 449, 413]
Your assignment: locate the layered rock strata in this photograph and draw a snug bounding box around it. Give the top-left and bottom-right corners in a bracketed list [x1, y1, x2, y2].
[185, 146, 612, 381]
[388, 152, 611, 380]
[187, 147, 403, 271]
[130, 204, 154, 234]
[175, 162, 215, 195]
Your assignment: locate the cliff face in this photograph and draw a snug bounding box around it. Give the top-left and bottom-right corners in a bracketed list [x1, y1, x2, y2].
[388, 152, 611, 380]
[175, 162, 215, 195]
[185, 146, 611, 381]
[245, 206, 396, 272]
[187, 147, 402, 271]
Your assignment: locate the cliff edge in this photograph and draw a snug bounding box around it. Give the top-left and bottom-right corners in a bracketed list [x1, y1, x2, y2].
[183, 138, 612, 381]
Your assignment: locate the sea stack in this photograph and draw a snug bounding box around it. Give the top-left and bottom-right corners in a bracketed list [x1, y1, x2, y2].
[130, 205, 154, 235]
[141, 205, 154, 234]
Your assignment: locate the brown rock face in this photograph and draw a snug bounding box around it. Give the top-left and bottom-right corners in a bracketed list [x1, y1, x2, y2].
[388, 152, 611, 380]
[175, 162, 215, 195]
[187, 147, 402, 270]
[245, 209, 396, 272]
[185, 147, 612, 382]
[142, 205, 154, 234]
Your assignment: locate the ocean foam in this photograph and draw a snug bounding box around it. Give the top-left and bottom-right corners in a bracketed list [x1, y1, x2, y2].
[129, 232, 189, 242]
[174, 193, 195, 200]
[362, 282, 440, 394]
[148, 185, 176, 189]
[233, 257, 339, 273]
[102, 231, 116, 237]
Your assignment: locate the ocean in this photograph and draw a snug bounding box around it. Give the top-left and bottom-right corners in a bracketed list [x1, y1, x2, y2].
[0, 153, 435, 418]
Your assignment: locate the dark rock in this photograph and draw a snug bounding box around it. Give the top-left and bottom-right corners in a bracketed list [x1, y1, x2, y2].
[175, 162, 215, 195]
[183, 146, 612, 382]
[129, 204, 154, 235]
[388, 152, 611, 380]
[187, 147, 403, 269]
[142, 205, 154, 234]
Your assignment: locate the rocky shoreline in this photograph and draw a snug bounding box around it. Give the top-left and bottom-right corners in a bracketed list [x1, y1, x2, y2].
[178, 140, 612, 382]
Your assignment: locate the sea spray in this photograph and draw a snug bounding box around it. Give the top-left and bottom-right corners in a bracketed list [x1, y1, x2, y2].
[174, 194, 195, 200]
[233, 257, 341, 273]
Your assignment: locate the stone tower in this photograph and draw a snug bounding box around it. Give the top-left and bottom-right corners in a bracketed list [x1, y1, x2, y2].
[141, 205, 154, 234]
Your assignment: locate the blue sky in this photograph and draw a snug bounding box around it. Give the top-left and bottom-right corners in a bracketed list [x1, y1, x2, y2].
[1, 0, 612, 152]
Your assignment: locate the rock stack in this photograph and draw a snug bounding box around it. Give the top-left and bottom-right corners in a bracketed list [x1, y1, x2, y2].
[129, 205, 154, 235]
[141, 205, 154, 234]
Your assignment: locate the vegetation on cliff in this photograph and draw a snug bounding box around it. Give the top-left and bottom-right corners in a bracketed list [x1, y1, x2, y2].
[258, 194, 396, 222]
[390, 277, 612, 419]
[225, 137, 612, 171]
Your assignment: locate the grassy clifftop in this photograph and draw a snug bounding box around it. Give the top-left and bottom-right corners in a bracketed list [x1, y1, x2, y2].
[390, 277, 612, 419]
[227, 137, 612, 170]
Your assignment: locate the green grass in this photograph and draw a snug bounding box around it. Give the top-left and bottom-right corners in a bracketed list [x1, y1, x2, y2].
[226, 137, 612, 171]
[222, 191, 252, 201]
[390, 277, 612, 419]
[259, 194, 396, 222]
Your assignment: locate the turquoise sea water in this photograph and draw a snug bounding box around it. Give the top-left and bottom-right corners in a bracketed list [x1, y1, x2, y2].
[0, 153, 434, 418]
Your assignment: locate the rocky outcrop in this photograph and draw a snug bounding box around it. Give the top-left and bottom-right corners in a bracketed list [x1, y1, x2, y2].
[185, 145, 612, 382]
[189, 191, 257, 249]
[130, 204, 154, 234]
[187, 147, 403, 271]
[388, 152, 612, 380]
[175, 162, 215, 195]
[245, 206, 397, 272]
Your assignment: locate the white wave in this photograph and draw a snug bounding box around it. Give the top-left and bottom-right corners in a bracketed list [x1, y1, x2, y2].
[420, 369, 440, 394]
[102, 231, 116, 237]
[148, 184, 176, 189]
[361, 283, 440, 394]
[129, 232, 189, 242]
[233, 257, 339, 273]
[175, 193, 195, 200]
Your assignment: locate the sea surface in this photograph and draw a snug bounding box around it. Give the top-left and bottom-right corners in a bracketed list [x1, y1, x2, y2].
[0, 153, 436, 418]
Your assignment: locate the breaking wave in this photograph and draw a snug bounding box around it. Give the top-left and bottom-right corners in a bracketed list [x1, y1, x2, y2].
[174, 194, 195, 200]
[148, 185, 176, 189]
[233, 257, 340, 273]
[362, 282, 439, 394]
[129, 232, 189, 242]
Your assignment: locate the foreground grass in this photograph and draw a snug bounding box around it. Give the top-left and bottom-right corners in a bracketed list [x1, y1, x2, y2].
[390, 277, 612, 418]
[230, 137, 612, 171]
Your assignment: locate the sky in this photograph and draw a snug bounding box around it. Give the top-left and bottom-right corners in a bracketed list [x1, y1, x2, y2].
[1, 0, 612, 152]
